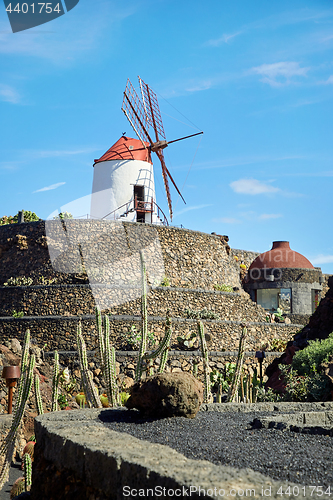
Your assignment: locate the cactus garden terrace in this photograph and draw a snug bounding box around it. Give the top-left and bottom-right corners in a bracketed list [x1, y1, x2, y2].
[0, 219, 332, 499]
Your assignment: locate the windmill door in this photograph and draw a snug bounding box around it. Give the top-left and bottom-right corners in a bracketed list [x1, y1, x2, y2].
[134, 185, 145, 223]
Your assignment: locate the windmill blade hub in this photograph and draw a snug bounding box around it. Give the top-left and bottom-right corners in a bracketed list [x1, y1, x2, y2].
[151, 140, 168, 152]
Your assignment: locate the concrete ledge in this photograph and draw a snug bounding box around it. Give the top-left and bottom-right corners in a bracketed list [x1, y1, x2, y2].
[32, 408, 322, 499]
[201, 401, 333, 413]
[252, 410, 333, 435]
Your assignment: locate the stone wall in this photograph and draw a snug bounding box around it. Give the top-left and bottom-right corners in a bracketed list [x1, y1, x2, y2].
[231, 248, 259, 269]
[0, 220, 244, 290]
[0, 285, 267, 319]
[0, 221, 303, 356]
[49, 350, 282, 393]
[0, 315, 301, 353]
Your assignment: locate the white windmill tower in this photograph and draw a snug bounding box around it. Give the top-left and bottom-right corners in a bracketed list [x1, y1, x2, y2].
[90, 76, 202, 224]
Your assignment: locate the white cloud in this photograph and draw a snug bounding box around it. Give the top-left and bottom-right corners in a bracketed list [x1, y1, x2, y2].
[34, 182, 66, 193]
[250, 62, 310, 87]
[0, 84, 20, 104]
[206, 31, 242, 47]
[323, 75, 333, 85]
[259, 213, 282, 220]
[311, 254, 333, 265]
[185, 80, 213, 92]
[173, 204, 213, 217]
[35, 148, 97, 158]
[213, 217, 242, 224]
[230, 179, 280, 195]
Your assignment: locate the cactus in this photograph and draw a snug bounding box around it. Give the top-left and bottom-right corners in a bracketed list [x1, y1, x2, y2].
[96, 306, 105, 372]
[51, 351, 59, 412]
[13, 329, 30, 415]
[216, 384, 222, 403]
[157, 313, 172, 373]
[227, 323, 248, 403]
[144, 310, 172, 367]
[34, 373, 44, 415]
[197, 321, 212, 403]
[135, 250, 148, 382]
[147, 358, 154, 376]
[0, 354, 35, 491]
[22, 440, 35, 460]
[77, 322, 102, 408]
[10, 477, 25, 499]
[103, 315, 120, 407]
[23, 452, 32, 492]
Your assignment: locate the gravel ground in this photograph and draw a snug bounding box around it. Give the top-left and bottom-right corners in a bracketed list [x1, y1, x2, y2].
[100, 409, 333, 488]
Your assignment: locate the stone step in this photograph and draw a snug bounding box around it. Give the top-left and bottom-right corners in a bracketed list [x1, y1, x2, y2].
[0, 314, 302, 352]
[0, 284, 267, 323]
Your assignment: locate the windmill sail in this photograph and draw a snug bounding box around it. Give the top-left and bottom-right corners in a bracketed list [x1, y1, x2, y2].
[122, 76, 187, 220]
[139, 76, 166, 142]
[122, 79, 152, 146]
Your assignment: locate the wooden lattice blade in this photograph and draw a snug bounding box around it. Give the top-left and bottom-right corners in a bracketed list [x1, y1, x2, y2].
[138, 76, 166, 142]
[121, 78, 153, 146]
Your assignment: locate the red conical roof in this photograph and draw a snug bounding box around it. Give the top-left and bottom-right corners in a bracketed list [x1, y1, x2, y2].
[249, 241, 314, 270]
[94, 136, 152, 165]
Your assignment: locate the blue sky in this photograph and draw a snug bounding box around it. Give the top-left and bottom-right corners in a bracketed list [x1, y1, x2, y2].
[1, 0, 333, 272]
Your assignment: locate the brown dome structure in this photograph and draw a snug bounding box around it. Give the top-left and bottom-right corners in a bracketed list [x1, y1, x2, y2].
[249, 241, 314, 271]
[245, 241, 323, 321]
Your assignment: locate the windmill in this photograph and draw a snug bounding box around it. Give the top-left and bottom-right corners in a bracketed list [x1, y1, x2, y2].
[121, 76, 203, 220]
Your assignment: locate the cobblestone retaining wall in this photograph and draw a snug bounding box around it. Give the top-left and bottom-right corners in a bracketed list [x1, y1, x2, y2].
[0, 315, 301, 352]
[0, 285, 267, 320]
[49, 350, 281, 391]
[0, 220, 246, 290]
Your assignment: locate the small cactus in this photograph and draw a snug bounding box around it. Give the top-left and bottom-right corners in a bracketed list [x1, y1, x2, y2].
[51, 351, 59, 412]
[34, 373, 44, 415]
[10, 477, 25, 499]
[23, 453, 32, 491]
[22, 441, 35, 461]
[198, 321, 212, 403]
[227, 323, 248, 403]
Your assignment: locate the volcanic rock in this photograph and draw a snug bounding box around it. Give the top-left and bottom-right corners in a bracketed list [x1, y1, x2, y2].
[125, 372, 203, 418]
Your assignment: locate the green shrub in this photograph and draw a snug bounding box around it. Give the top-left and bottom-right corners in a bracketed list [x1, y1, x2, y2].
[53, 211, 73, 220]
[4, 276, 33, 287]
[12, 310, 24, 318]
[160, 276, 170, 287]
[0, 215, 14, 225]
[120, 391, 130, 405]
[185, 308, 220, 320]
[213, 284, 234, 292]
[13, 210, 39, 223]
[122, 325, 156, 350]
[256, 387, 282, 402]
[279, 365, 330, 402]
[292, 333, 333, 376]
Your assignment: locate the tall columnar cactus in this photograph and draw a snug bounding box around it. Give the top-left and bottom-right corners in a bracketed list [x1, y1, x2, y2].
[135, 250, 148, 382]
[227, 323, 248, 403]
[135, 254, 172, 380]
[77, 322, 102, 408]
[103, 314, 120, 407]
[13, 329, 30, 415]
[157, 312, 172, 373]
[51, 351, 59, 412]
[34, 373, 44, 415]
[96, 306, 105, 372]
[198, 321, 212, 403]
[143, 310, 172, 372]
[23, 452, 32, 492]
[0, 354, 35, 491]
